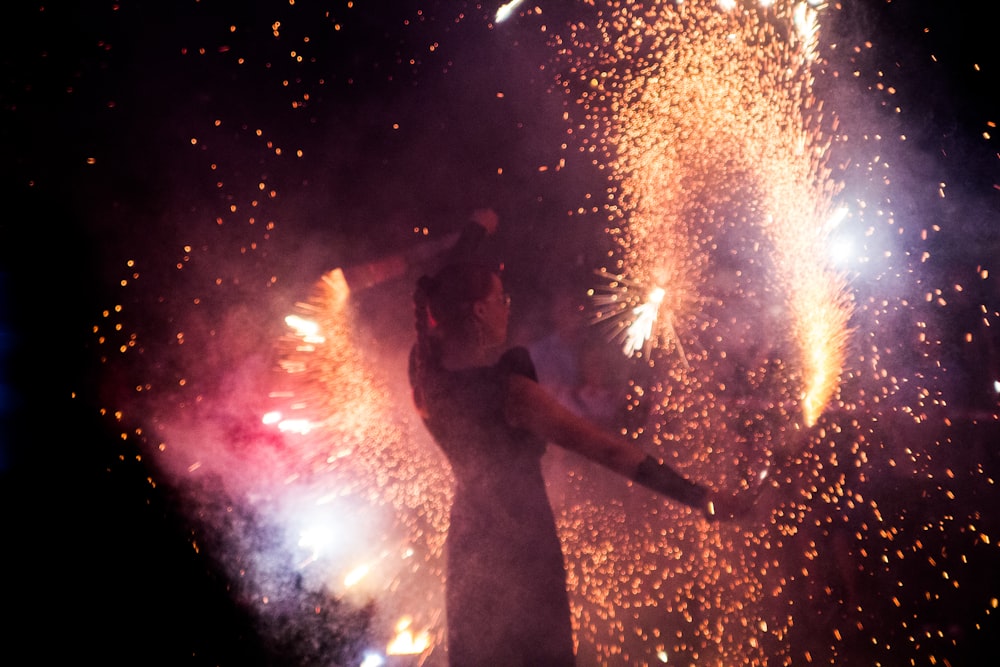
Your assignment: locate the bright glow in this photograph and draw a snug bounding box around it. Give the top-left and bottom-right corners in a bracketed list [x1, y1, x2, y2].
[344, 563, 371, 588]
[298, 525, 335, 553]
[829, 236, 856, 265]
[275, 417, 315, 434]
[386, 616, 431, 656]
[285, 314, 325, 344]
[623, 287, 665, 356]
[495, 0, 525, 23]
[824, 206, 849, 233]
[793, 2, 821, 58]
[993, 380, 1000, 394]
[359, 653, 385, 667]
[261, 410, 282, 425]
[798, 297, 851, 426]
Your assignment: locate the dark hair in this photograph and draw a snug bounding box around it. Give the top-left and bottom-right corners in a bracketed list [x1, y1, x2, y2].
[416, 262, 496, 334]
[410, 262, 497, 411]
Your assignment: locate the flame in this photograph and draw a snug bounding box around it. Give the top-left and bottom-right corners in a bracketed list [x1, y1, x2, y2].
[343, 563, 370, 588]
[623, 286, 666, 356]
[284, 314, 325, 344]
[386, 616, 432, 656]
[797, 294, 852, 426]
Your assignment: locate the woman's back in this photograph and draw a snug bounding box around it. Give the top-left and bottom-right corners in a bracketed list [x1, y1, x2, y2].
[411, 345, 576, 666]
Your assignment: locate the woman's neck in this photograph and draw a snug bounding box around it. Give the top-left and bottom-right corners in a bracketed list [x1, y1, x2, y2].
[439, 339, 503, 370]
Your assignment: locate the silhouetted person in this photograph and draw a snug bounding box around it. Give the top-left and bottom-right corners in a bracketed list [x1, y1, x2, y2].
[408, 261, 749, 666]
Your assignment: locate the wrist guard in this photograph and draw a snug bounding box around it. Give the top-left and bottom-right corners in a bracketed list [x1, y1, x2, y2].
[633, 455, 709, 509]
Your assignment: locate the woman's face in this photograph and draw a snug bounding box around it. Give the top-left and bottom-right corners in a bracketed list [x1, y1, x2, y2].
[474, 273, 511, 347]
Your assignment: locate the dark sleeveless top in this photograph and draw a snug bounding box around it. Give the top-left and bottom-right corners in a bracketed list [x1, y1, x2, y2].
[410, 346, 575, 666]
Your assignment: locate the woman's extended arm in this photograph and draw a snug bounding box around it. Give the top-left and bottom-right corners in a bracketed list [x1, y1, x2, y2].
[505, 374, 722, 515]
[505, 373, 646, 476]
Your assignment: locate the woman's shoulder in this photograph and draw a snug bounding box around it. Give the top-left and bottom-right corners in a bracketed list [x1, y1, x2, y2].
[498, 346, 539, 382]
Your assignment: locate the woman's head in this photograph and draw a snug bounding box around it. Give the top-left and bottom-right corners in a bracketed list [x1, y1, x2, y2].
[414, 262, 509, 348]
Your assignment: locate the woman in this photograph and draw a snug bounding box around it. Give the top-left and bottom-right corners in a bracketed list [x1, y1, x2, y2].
[409, 261, 743, 666]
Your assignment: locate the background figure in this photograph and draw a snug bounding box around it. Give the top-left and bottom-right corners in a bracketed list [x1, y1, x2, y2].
[566, 332, 633, 431]
[526, 291, 633, 431]
[527, 288, 588, 408]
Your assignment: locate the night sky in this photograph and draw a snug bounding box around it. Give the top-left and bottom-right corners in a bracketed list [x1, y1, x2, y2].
[3, 1, 999, 665]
